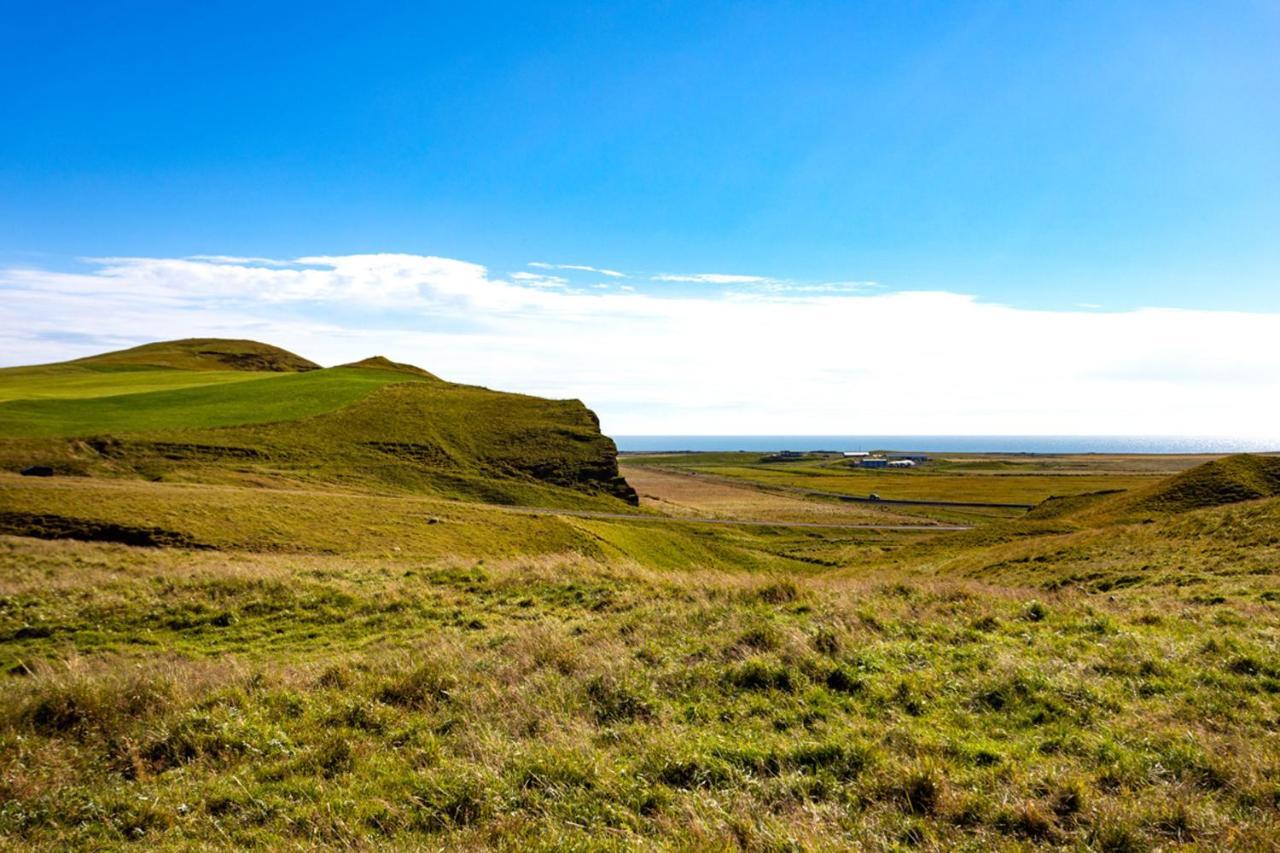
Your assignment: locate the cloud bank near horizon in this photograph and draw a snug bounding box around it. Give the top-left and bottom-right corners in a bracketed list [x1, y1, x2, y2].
[2, 253, 1278, 438]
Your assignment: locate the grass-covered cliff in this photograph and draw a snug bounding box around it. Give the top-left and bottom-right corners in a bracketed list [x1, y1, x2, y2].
[0, 339, 636, 507]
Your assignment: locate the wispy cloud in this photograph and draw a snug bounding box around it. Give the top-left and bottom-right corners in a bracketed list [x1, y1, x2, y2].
[510, 271, 569, 288]
[529, 262, 625, 278]
[753, 280, 883, 294]
[2, 253, 1279, 438]
[186, 255, 297, 267]
[651, 273, 767, 284]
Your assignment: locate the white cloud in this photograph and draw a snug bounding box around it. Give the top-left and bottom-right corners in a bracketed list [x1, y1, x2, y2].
[2, 253, 1279, 440]
[529, 262, 625, 277]
[651, 273, 767, 284]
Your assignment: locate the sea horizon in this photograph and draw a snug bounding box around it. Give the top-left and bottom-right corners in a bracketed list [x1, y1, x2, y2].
[614, 435, 1280, 454]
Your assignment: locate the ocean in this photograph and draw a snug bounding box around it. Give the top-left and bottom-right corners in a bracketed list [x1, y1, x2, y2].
[613, 435, 1280, 454]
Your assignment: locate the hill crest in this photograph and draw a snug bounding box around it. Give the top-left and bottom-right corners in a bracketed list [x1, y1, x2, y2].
[73, 338, 319, 373]
[1123, 453, 1280, 514]
[340, 356, 440, 379]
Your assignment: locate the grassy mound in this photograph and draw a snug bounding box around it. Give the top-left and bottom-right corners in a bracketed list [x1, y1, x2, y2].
[1122, 453, 1280, 512]
[68, 338, 320, 372]
[1061, 454, 1280, 524]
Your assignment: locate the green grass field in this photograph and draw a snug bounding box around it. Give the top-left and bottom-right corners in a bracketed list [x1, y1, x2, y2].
[0, 366, 277, 403]
[0, 367, 435, 437]
[1, 341, 1279, 849]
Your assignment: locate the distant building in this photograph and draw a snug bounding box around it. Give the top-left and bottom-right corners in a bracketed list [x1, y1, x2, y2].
[887, 453, 930, 463]
[760, 450, 806, 463]
[842, 451, 870, 458]
[887, 459, 915, 468]
[859, 458, 889, 469]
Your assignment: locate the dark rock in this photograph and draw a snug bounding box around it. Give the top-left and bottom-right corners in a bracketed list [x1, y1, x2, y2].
[20, 466, 54, 477]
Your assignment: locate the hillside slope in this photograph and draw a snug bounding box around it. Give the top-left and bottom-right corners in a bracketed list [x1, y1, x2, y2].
[0, 339, 637, 507]
[1044, 453, 1280, 525]
[1107, 452, 1280, 514]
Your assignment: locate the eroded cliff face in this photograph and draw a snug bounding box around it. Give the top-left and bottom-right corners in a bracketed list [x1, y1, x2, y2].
[495, 408, 637, 505]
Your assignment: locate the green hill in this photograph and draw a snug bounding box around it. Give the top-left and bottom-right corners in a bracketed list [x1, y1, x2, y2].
[1114, 453, 1280, 513]
[68, 338, 320, 372]
[0, 339, 320, 405]
[0, 339, 637, 507]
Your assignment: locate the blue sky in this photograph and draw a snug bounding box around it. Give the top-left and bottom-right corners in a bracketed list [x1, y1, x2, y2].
[2, 3, 1279, 436]
[3, 1, 1278, 310]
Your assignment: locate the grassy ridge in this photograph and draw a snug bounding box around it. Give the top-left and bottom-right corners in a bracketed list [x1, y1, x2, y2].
[0, 339, 639, 506]
[0, 382, 638, 506]
[1083, 453, 1280, 521]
